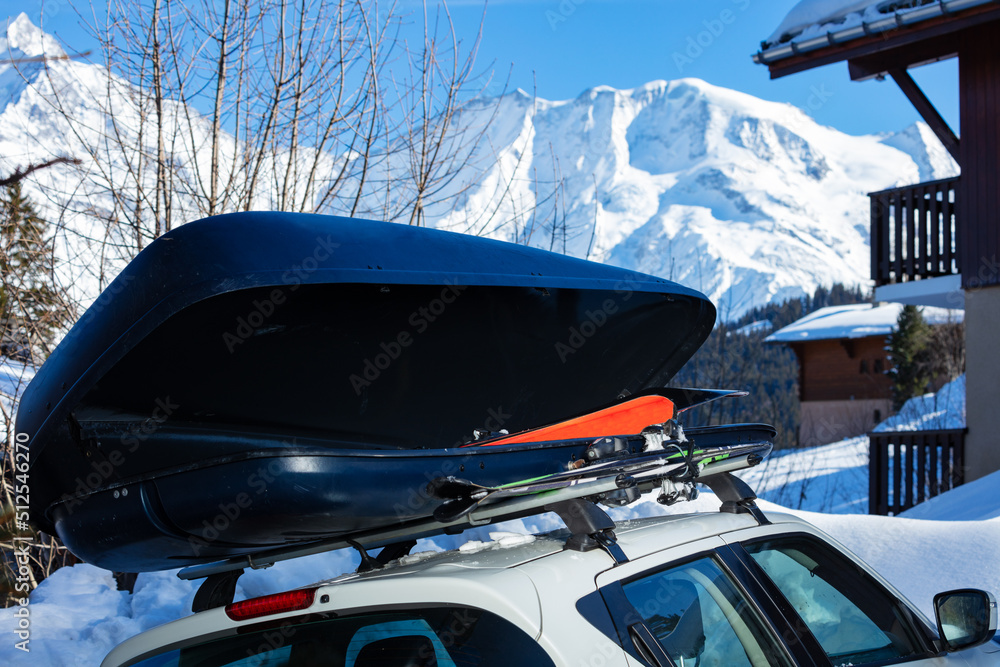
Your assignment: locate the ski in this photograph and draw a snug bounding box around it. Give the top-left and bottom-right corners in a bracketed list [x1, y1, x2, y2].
[431, 422, 771, 522]
[466, 388, 747, 447]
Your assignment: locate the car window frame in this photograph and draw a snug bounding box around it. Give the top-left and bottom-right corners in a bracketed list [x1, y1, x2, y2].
[594, 544, 815, 667]
[730, 531, 942, 667]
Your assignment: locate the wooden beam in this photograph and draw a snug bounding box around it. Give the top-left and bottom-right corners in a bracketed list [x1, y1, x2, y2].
[847, 31, 959, 82]
[889, 68, 961, 162]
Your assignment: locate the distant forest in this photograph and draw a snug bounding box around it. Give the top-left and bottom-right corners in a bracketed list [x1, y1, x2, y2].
[673, 283, 868, 449]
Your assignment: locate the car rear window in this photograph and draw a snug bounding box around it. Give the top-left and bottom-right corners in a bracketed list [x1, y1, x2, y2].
[126, 606, 554, 667]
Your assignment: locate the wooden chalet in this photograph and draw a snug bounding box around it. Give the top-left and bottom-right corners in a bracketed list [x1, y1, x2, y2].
[766, 303, 960, 448]
[755, 0, 999, 513]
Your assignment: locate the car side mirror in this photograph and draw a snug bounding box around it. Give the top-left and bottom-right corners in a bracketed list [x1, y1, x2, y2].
[933, 589, 998, 652]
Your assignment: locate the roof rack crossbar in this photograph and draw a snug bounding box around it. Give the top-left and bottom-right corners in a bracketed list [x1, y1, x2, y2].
[178, 474, 628, 582]
[176, 438, 771, 585]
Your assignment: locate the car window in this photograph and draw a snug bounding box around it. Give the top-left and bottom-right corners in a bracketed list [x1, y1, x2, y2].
[743, 536, 925, 667]
[126, 607, 554, 667]
[345, 620, 456, 667]
[621, 556, 792, 667]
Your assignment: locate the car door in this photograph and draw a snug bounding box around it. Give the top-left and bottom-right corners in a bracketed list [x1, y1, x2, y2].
[594, 536, 815, 667]
[723, 526, 980, 667]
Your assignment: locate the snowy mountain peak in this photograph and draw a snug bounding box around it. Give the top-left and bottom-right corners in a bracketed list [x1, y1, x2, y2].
[879, 121, 958, 182]
[0, 19, 959, 321]
[2, 13, 65, 59]
[434, 79, 957, 317]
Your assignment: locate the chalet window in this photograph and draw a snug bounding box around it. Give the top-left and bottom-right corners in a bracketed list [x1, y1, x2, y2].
[874, 359, 884, 374]
[859, 360, 868, 374]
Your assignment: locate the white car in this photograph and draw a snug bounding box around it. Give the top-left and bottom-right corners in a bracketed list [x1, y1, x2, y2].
[103, 505, 998, 667]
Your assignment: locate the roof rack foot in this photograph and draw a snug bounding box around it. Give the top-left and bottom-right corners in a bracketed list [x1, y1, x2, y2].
[699, 472, 771, 526]
[192, 569, 244, 613]
[348, 540, 382, 573]
[545, 499, 628, 564]
[375, 540, 418, 568]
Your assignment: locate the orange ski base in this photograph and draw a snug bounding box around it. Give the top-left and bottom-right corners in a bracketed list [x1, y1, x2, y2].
[467, 395, 675, 447]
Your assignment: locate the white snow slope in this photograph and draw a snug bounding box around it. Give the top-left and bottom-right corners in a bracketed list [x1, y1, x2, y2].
[1, 14, 958, 320]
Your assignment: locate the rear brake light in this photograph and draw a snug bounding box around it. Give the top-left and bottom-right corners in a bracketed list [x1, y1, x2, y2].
[225, 588, 317, 621]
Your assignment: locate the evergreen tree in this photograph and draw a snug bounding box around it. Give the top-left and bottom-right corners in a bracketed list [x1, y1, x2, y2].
[0, 171, 78, 602]
[672, 283, 869, 448]
[886, 305, 932, 410]
[0, 183, 73, 362]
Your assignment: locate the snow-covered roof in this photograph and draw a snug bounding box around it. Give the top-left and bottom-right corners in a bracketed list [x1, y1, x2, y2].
[765, 302, 963, 343]
[756, 0, 997, 63]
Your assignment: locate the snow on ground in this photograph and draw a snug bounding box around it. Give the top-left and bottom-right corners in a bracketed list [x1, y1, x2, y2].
[874, 374, 966, 432]
[728, 319, 773, 337]
[0, 358, 34, 433]
[1, 381, 996, 665]
[769, 501, 1000, 626]
[900, 468, 1000, 522]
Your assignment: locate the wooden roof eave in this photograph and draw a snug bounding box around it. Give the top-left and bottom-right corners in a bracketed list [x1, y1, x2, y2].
[756, 3, 1000, 80]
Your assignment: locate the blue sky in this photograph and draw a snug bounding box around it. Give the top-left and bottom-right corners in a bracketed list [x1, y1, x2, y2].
[27, 0, 959, 137]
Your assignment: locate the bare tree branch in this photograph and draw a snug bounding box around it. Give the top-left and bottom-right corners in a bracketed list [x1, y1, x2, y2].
[0, 159, 82, 188]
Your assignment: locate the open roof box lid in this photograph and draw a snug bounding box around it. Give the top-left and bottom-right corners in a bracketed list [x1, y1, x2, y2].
[19, 213, 716, 570]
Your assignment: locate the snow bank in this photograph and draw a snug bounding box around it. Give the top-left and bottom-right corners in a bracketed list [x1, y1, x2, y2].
[771, 505, 1000, 622]
[899, 468, 1000, 521]
[0, 358, 34, 433]
[873, 374, 965, 432]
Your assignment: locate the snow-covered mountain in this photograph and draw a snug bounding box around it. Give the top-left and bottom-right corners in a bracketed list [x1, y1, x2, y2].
[0, 14, 957, 319]
[426, 80, 957, 317]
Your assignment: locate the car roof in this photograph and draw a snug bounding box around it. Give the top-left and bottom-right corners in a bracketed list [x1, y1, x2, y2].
[102, 508, 816, 667]
[317, 509, 810, 585]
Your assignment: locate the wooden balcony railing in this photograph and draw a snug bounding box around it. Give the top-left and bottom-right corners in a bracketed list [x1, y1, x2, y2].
[869, 429, 966, 516]
[869, 176, 960, 287]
